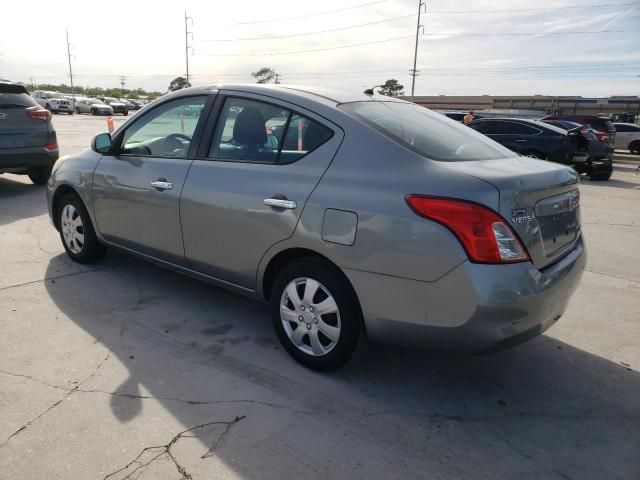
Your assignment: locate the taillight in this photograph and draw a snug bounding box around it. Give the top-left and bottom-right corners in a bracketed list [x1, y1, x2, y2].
[405, 195, 529, 264]
[44, 143, 58, 151]
[26, 107, 52, 121]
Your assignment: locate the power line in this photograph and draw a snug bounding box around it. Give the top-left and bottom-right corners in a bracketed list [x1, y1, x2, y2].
[194, 34, 414, 57]
[224, 0, 389, 25]
[198, 13, 416, 42]
[193, 29, 638, 57]
[422, 29, 640, 37]
[427, 2, 638, 14]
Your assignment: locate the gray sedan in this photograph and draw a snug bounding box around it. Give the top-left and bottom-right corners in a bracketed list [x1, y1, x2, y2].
[47, 85, 585, 371]
[74, 98, 113, 116]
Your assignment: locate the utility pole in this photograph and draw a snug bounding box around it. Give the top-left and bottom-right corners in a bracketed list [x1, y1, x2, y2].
[119, 76, 127, 96]
[185, 11, 193, 87]
[66, 28, 75, 96]
[410, 0, 426, 101]
[274, 73, 281, 84]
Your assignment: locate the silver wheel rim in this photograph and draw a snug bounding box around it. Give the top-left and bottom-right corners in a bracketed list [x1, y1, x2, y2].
[60, 204, 85, 254]
[280, 277, 341, 356]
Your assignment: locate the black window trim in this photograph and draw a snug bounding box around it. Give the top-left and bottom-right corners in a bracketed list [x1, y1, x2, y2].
[111, 93, 216, 160]
[200, 93, 336, 166]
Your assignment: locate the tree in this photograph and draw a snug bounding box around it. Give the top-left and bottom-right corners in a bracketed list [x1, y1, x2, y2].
[168, 76, 191, 92]
[378, 79, 404, 97]
[252, 67, 278, 84]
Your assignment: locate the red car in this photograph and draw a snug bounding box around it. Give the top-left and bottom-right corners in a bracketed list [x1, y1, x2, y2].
[541, 115, 615, 146]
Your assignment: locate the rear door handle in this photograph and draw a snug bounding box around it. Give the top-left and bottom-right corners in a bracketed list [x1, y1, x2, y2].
[264, 198, 297, 209]
[150, 179, 173, 190]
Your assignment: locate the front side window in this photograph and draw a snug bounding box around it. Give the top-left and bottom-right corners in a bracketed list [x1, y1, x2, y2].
[339, 101, 515, 162]
[209, 97, 333, 164]
[121, 96, 207, 158]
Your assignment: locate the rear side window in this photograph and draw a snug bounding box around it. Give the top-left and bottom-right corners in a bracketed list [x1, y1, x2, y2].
[0, 92, 38, 109]
[339, 101, 515, 162]
[209, 97, 333, 164]
[469, 121, 494, 134]
[588, 118, 613, 131]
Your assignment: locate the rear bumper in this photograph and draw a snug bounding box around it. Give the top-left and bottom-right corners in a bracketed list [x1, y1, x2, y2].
[344, 235, 586, 353]
[0, 148, 58, 172]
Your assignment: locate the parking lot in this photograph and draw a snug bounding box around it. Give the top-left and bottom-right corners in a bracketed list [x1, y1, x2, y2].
[1, 113, 639, 479]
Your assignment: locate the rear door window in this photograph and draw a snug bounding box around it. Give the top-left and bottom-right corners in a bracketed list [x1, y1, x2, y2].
[209, 97, 333, 164]
[469, 121, 494, 134]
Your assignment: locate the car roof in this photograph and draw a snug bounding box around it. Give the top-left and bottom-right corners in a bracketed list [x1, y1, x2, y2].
[172, 83, 409, 108]
[613, 122, 639, 126]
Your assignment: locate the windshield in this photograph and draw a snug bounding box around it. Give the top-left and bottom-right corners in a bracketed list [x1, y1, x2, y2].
[90, 99, 105, 105]
[105, 97, 118, 103]
[339, 101, 515, 161]
[49, 93, 64, 99]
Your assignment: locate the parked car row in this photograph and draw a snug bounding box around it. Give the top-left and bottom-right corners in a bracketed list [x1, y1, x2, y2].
[30, 90, 148, 116]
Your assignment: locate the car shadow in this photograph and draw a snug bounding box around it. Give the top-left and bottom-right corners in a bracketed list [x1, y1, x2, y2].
[43, 251, 640, 480]
[0, 175, 48, 226]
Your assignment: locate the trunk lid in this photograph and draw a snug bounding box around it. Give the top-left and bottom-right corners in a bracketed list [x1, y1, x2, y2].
[437, 156, 581, 269]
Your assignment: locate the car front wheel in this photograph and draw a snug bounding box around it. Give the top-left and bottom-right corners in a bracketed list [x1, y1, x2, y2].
[270, 258, 364, 371]
[58, 193, 107, 263]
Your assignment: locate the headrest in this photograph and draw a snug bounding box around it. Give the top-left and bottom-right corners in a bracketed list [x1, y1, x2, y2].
[233, 107, 267, 146]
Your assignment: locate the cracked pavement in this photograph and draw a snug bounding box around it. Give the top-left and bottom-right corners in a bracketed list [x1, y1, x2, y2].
[0, 115, 639, 479]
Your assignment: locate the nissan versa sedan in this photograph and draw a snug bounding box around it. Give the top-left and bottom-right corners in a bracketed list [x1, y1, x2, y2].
[47, 85, 586, 371]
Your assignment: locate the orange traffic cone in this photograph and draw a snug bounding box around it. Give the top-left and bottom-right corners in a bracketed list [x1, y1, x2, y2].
[107, 116, 114, 134]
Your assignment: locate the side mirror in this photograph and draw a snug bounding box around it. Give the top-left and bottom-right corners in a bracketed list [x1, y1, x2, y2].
[92, 133, 112, 154]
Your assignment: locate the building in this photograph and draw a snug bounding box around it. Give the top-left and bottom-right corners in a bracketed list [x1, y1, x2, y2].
[401, 95, 640, 119]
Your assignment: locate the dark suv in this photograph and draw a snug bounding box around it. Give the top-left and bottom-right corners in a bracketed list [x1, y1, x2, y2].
[469, 117, 611, 180]
[0, 81, 59, 184]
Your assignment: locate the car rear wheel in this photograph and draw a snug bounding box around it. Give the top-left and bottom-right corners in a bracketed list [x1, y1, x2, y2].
[270, 258, 364, 371]
[27, 166, 52, 185]
[58, 194, 107, 263]
[629, 140, 640, 155]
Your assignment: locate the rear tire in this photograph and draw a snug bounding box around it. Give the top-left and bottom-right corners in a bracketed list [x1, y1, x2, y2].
[57, 193, 107, 263]
[27, 166, 52, 185]
[123, 110, 129, 116]
[589, 171, 612, 181]
[270, 258, 364, 371]
[629, 141, 640, 155]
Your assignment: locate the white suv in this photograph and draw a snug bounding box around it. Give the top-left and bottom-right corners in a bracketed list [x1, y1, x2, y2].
[613, 123, 640, 154]
[32, 91, 74, 115]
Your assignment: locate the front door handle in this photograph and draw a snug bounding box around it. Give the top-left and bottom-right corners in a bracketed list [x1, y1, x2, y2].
[150, 179, 173, 190]
[264, 198, 297, 209]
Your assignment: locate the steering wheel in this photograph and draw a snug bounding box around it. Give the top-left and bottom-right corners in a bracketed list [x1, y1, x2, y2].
[161, 133, 192, 154]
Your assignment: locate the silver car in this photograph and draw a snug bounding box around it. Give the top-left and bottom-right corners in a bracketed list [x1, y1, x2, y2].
[75, 97, 114, 116]
[47, 85, 585, 371]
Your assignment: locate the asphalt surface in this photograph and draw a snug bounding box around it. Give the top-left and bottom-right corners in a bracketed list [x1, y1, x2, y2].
[1, 113, 639, 480]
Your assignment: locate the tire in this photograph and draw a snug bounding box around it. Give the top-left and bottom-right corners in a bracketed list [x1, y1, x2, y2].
[522, 150, 545, 160]
[91, 108, 97, 116]
[45, 103, 51, 111]
[629, 140, 640, 155]
[270, 258, 364, 371]
[27, 166, 52, 185]
[68, 110, 74, 115]
[123, 110, 129, 116]
[57, 193, 107, 263]
[589, 171, 612, 181]
[75, 107, 80, 114]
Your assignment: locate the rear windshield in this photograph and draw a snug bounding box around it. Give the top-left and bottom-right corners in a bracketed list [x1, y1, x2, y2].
[339, 101, 515, 161]
[589, 118, 613, 131]
[0, 83, 28, 94]
[0, 92, 38, 109]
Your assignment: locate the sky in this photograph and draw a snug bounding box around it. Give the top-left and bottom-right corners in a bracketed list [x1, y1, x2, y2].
[1, 0, 639, 96]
